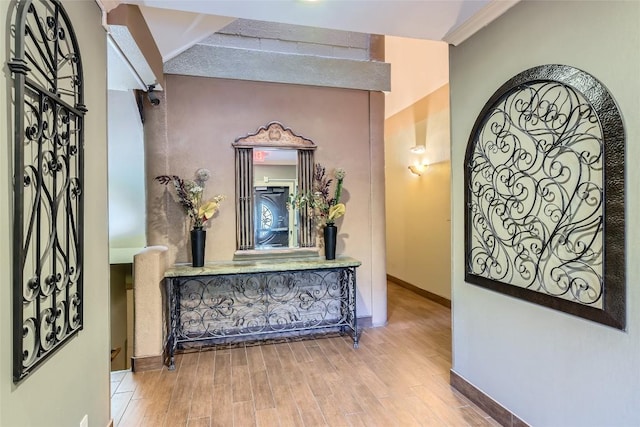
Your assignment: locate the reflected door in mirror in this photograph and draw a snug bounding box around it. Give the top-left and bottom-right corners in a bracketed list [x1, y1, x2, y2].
[255, 186, 289, 249]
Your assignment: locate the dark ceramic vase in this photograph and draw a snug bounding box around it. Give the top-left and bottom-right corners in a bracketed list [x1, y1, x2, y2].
[324, 224, 337, 260]
[191, 227, 206, 267]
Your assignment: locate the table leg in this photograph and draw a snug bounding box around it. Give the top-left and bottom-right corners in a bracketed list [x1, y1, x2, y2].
[165, 278, 178, 370]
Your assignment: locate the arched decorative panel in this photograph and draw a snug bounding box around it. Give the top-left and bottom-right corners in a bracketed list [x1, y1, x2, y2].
[8, 0, 86, 382]
[464, 64, 625, 329]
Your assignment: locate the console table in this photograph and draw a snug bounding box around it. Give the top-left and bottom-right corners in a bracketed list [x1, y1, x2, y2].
[164, 257, 361, 370]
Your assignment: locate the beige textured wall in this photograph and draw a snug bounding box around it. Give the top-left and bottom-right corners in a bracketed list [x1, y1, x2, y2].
[0, 1, 110, 426]
[146, 75, 386, 322]
[384, 84, 451, 299]
[133, 246, 167, 359]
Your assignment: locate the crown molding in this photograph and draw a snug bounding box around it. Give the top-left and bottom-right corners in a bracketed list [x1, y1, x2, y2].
[95, 0, 123, 30]
[95, 0, 123, 13]
[443, 0, 520, 46]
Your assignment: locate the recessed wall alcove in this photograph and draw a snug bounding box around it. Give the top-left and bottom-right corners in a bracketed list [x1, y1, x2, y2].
[128, 21, 390, 369]
[142, 76, 387, 339]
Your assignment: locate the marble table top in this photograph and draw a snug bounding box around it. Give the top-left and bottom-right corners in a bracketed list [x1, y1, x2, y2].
[165, 256, 361, 277]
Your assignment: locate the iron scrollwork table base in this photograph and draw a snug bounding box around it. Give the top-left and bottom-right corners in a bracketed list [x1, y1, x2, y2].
[164, 257, 361, 370]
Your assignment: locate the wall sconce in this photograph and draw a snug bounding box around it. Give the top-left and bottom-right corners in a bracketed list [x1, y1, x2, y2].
[409, 143, 428, 175]
[408, 163, 428, 176]
[410, 145, 426, 154]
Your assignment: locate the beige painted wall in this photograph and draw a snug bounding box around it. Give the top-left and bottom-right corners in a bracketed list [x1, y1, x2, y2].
[110, 264, 131, 371]
[384, 37, 449, 119]
[384, 85, 451, 299]
[108, 89, 146, 264]
[450, 1, 640, 425]
[0, 1, 110, 426]
[145, 75, 387, 323]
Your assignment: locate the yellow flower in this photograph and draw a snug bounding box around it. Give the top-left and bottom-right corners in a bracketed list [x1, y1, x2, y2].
[328, 203, 346, 221]
[198, 200, 220, 221]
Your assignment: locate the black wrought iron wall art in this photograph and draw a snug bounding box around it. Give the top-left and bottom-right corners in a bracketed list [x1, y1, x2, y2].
[8, 0, 86, 382]
[464, 64, 625, 329]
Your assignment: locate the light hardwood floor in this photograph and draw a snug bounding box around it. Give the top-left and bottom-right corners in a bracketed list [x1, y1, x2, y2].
[111, 282, 499, 426]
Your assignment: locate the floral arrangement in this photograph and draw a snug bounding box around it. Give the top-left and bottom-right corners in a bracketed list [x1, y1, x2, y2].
[155, 168, 224, 229]
[290, 163, 346, 226]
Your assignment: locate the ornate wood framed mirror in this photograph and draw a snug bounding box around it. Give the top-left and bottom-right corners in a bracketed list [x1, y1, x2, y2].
[233, 122, 317, 256]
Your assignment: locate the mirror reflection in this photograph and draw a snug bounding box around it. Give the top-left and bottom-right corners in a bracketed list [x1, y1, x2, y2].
[253, 148, 298, 249]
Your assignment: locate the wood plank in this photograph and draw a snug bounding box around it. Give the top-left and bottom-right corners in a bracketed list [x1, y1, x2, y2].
[186, 417, 211, 427]
[275, 402, 304, 427]
[230, 346, 248, 367]
[325, 377, 363, 415]
[260, 344, 282, 371]
[232, 364, 253, 403]
[314, 394, 352, 426]
[255, 407, 280, 427]
[271, 381, 303, 426]
[213, 351, 232, 386]
[117, 396, 150, 427]
[211, 383, 233, 427]
[378, 396, 422, 427]
[355, 397, 397, 427]
[287, 340, 313, 363]
[189, 351, 215, 420]
[233, 401, 257, 427]
[132, 369, 162, 400]
[140, 411, 167, 427]
[251, 369, 276, 410]
[411, 384, 474, 426]
[165, 354, 199, 424]
[246, 345, 266, 373]
[142, 368, 179, 420]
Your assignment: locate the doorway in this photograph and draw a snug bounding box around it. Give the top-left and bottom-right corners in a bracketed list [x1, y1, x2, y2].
[255, 186, 290, 249]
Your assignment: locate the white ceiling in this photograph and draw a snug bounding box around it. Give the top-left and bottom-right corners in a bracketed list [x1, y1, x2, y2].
[105, 0, 517, 119]
[114, 0, 518, 62]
